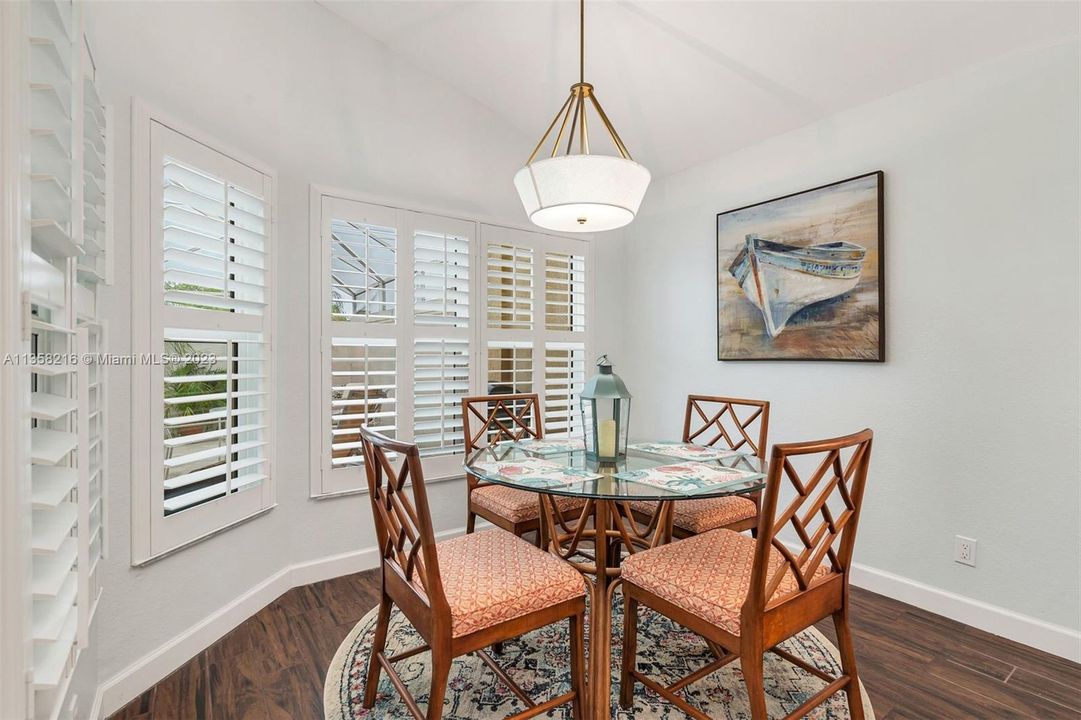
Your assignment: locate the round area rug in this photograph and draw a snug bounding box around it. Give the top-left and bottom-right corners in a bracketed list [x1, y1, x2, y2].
[325, 602, 874, 719]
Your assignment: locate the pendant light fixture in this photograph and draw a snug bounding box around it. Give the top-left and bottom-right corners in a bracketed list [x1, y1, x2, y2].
[513, 0, 650, 233]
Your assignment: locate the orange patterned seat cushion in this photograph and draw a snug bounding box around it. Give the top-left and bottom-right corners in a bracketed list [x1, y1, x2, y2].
[630, 496, 757, 533]
[437, 530, 586, 637]
[472, 485, 586, 523]
[621, 529, 833, 636]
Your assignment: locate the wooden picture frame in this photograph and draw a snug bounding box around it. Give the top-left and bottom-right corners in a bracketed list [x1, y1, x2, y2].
[716, 171, 884, 362]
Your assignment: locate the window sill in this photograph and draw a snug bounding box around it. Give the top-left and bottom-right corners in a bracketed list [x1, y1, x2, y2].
[131, 503, 277, 567]
[309, 471, 466, 501]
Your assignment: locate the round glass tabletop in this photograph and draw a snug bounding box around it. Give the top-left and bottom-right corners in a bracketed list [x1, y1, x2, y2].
[463, 441, 767, 501]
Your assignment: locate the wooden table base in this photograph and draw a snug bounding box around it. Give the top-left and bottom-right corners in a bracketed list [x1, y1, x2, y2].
[538, 497, 675, 720]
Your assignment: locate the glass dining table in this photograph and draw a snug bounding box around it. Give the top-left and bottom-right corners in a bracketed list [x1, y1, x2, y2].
[464, 441, 767, 720]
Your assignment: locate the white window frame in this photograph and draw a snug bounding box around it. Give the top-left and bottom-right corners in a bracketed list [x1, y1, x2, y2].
[309, 186, 594, 498]
[131, 103, 276, 563]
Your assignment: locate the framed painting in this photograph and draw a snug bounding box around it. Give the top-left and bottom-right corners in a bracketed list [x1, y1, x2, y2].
[716, 171, 884, 362]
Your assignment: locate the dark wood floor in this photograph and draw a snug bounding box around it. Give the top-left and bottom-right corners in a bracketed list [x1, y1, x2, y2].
[109, 568, 1081, 720]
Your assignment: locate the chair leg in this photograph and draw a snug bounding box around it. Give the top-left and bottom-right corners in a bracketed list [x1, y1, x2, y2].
[363, 594, 392, 708]
[466, 507, 476, 534]
[619, 595, 639, 709]
[833, 608, 866, 720]
[569, 613, 587, 720]
[426, 651, 452, 720]
[741, 645, 768, 720]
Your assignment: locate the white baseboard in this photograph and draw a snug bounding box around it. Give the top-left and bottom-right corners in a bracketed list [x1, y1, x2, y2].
[847, 561, 1081, 663]
[93, 524, 472, 719]
[93, 526, 1079, 718]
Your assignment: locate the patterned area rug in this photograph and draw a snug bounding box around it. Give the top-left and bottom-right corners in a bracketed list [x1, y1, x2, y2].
[325, 601, 874, 719]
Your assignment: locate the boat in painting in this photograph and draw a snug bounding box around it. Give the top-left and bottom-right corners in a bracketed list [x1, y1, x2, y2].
[728, 234, 866, 338]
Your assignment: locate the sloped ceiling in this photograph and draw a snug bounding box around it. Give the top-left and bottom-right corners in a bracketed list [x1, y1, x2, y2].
[318, 1, 1078, 178]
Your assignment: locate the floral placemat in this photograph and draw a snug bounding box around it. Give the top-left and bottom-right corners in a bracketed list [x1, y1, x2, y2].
[510, 438, 585, 456]
[629, 441, 749, 462]
[472, 458, 600, 489]
[615, 462, 759, 495]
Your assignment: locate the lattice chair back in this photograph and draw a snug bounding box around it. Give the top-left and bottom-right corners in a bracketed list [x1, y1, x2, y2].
[746, 429, 874, 616]
[683, 395, 770, 460]
[461, 393, 544, 452]
[359, 425, 449, 616]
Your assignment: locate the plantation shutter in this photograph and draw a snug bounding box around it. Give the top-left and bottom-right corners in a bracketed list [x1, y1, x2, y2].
[330, 338, 397, 467]
[413, 338, 469, 457]
[23, 0, 115, 709]
[544, 343, 586, 437]
[144, 120, 274, 557]
[487, 341, 533, 395]
[487, 243, 533, 330]
[481, 224, 591, 444]
[26, 0, 81, 706]
[162, 159, 267, 315]
[544, 251, 586, 332]
[314, 202, 478, 495]
[414, 229, 469, 327]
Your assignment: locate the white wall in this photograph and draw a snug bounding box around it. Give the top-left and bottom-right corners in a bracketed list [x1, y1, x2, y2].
[79, 2, 633, 715]
[619, 40, 1080, 633]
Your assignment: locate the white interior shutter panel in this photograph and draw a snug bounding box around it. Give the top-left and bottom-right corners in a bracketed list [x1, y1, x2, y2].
[330, 338, 397, 467]
[487, 243, 533, 330]
[26, 0, 82, 705]
[544, 343, 586, 437]
[162, 330, 268, 515]
[163, 159, 267, 316]
[487, 341, 533, 395]
[413, 338, 469, 457]
[544, 251, 586, 332]
[414, 229, 469, 328]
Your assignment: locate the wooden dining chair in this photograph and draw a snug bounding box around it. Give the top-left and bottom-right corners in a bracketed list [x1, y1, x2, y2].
[631, 394, 770, 537]
[620, 429, 873, 720]
[359, 426, 588, 720]
[462, 393, 585, 545]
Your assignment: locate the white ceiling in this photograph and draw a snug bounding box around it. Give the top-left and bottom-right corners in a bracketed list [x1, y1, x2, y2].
[317, 1, 1079, 177]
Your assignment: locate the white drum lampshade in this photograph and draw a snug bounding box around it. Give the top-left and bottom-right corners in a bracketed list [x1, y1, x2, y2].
[514, 155, 651, 233]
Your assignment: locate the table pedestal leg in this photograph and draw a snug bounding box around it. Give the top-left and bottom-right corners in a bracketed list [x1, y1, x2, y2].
[588, 500, 613, 720]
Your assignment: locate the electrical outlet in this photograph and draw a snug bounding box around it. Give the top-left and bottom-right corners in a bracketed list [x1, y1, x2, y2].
[954, 536, 977, 567]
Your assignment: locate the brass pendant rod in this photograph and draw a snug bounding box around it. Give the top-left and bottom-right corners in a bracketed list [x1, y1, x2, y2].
[525, 91, 574, 165]
[580, 90, 590, 154]
[587, 92, 632, 160]
[523, 0, 635, 165]
[580, 0, 585, 85]
[565, 87, 582, 156]
[549, 89, 577, 159]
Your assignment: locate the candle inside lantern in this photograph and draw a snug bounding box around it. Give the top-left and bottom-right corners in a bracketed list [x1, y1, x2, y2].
[598, 419, 617, 457]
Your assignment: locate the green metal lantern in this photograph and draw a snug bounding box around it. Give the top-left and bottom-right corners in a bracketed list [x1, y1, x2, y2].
[580, 355, 632, 464]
